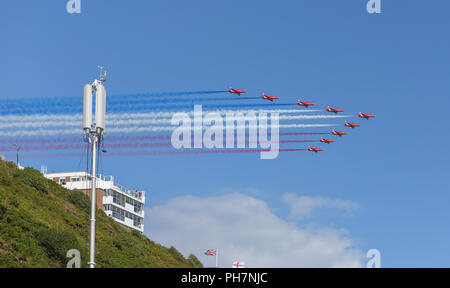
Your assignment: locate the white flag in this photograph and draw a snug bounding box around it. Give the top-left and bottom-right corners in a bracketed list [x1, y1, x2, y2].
[232, 261, 245, 268]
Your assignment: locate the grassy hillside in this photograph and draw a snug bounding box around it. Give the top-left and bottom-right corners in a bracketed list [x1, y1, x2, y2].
[0, 160, 203, 268]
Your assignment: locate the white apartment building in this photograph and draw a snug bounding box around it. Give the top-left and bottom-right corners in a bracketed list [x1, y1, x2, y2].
[44, 171, 145, 232]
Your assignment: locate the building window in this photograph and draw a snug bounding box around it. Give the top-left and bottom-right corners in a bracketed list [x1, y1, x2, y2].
[111, 205, 125, 221]
[134, 203, 143, 214]
[107, 189, 126, 207]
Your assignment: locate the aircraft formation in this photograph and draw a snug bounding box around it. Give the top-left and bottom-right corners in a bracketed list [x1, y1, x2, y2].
[228, 86, 376, 153]
[0, 86, 376, 159]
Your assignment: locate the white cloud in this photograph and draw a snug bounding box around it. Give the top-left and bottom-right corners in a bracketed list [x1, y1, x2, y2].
[145, 193, 363, 268]
[282, 193, 361, 219]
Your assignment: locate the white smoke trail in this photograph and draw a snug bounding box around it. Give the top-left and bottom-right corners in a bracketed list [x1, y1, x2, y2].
[107, 109, 322, 119]
[0, 109, 321, 123]
[107, 124, 337, 133]
[0, 114, 82, 123]
[0, 114, 350, 129]
[108, 114, 348, 127]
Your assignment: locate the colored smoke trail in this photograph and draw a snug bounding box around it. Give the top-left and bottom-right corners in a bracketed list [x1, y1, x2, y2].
[106, 102, 298, 113]
[0, 90, 228, 108]
[8, 148, 308, 159]
[107, 124, 337, 134]
[108, 96, 261, 105]
[107, 96, 260, 105]
[103, 114, 347, 127]
[0, 102, 299, 116]
[279, 132, 330, 136]
[0, 96, 262, 115]
[105, 148, 309, 157]
[0, 109, 321, 124]
[109, 90, 229, 99]
[0, 132, 329, 145]
[0, 90, 231, 114]
[0, 135, 170, 144]
[105, 108, 321, 119]
[0, 106, 339, 137]
[0, 140, 319, 152]
[0, 123, 337, 137]
[0, 114, 349, 130]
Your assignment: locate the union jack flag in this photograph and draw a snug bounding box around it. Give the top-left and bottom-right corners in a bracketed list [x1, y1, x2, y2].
[204, 249, 217, 256]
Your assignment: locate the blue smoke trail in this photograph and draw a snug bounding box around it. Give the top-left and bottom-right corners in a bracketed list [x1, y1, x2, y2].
[113, 90, 228, 99]
[0, 90, 228, 108]
[107, 103, 296, 112]
[99, 103, 296, 114]
[0, 96, 262, 115]
[106, 96, 259, 105]
[0, 90, 233, 114]
[0, 102, 297, 116]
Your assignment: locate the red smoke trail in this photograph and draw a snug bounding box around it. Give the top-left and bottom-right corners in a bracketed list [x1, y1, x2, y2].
[10, 148, 308, 159]
[0, 140, 319, 152]
[0, 135, 172, 144]
[0, 132, 329, 145]
[279, 132, 329, 136]
[105, 148, 308, 157]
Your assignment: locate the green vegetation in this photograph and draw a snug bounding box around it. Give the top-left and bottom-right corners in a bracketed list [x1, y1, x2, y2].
[0, 160, 203, 268]
[67, 189, 90, 214]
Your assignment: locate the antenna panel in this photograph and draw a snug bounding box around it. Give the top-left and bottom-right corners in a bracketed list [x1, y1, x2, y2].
[83, 84, 93, 131]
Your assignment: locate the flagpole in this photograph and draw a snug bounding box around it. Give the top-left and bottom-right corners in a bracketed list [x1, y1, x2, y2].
[216, 248, 218, 268]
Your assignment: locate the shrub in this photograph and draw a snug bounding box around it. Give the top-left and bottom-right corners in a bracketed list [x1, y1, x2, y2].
[67, 190, 90, 214]
[187, 254, 203, 268]
[132, 229, 142, 238]
[15, 168, 48, 194]
[0, 174, 12, 186]
[35, 228, 80, 267]
[168, 246, 185, 262]
[0, 204, 6, 219]
[8, 197, 19, 208]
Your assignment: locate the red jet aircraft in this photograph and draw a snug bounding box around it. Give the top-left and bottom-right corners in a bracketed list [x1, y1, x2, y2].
[262, 93, 280, 102]
[327, 106, 344, 114]
[229, 87, 247, 96]
[359, 112, 376, 120]
[345, 121, 361, 128]
[331, 129, 348, 137]
[308, 146, 324, 153]
[297, 99, 315, 108]
[320, 137, 336, 144]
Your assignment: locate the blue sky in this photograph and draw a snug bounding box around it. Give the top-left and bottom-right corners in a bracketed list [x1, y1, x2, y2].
[2, 0, 450, 267]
